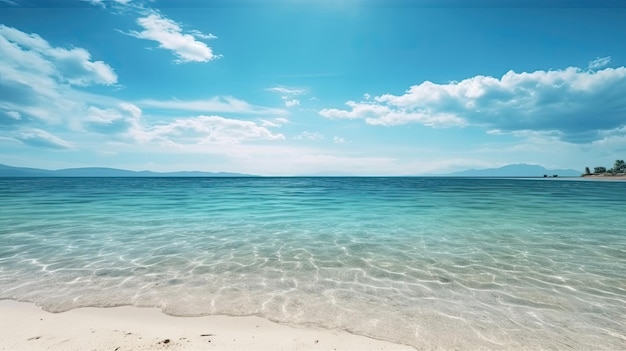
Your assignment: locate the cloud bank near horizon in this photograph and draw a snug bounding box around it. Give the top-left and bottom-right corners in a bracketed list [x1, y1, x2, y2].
[321, 61, 626, 143]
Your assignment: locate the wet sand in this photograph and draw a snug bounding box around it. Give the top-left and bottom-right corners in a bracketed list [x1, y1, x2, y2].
[0, 300, 412, 351]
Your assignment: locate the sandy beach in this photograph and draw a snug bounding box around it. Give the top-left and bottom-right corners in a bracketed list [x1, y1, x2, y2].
[0, 300, 411, 351]
[580, 174, 626, 181]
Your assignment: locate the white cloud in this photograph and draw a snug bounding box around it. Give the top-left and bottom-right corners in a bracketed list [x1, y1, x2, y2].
[137, 96, 287, 115]
[50, 47, 118, 86]
[6, 111, 21, 120]
[266, 86, 307, 95]
[588, 56, 611, 70]
[320, 101, 381, 120]
[85, 106, 122, 124]
[320, 101, 465, 127]
[81, 102, 282, 146]
[145, 115, 285, 145]
[84, 103, 142, 134]
[190, 30, 217, 40]
[592, 126, 626, 153]
[82, 0, 132, 7]
[260, 120, 280, 127]
[268, 86, 307, 108]
[0, 24, 118, 130]
[129, 13, 219, 63]
[0, 24, 287, 154]
[284, 99, 300, 107]
[260, 117, 289, 128]
[320, 65, 626, 142]
[0, 25, 117, 87]
[295, 131, 324, 141]
[333, 136, 346, 144]
[15, 129, 72, 150]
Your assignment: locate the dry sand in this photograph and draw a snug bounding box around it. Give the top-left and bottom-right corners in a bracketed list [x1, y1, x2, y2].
[580, 174, 626, 181]
[0, 300, 412, 351]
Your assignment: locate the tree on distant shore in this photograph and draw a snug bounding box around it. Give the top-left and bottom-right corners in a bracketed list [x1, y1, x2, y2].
[613, 159, 626, 173]
[594, 166, 607, 174]
[588, 160, 625, 175]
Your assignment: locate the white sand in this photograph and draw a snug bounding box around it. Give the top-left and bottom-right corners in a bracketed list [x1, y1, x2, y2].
[580, 175, 626, 181]
[0, 300, 412, 351]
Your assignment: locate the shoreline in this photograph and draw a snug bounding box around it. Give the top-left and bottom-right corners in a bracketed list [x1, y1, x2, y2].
[0, 300, 412, 351]
[580, 174, 626, 181]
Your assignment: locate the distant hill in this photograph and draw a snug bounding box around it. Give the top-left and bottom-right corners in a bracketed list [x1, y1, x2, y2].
[0, 164, 256, 177]
[440, 164, 581, 177]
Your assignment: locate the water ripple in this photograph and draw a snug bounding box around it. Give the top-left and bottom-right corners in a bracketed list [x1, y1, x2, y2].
[1, 177, 625, 349]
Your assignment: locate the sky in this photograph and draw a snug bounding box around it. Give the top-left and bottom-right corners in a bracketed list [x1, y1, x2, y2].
[1, 0, 626, 175]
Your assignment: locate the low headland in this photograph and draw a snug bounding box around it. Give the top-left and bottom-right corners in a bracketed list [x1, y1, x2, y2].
[580, 159, 626, 181]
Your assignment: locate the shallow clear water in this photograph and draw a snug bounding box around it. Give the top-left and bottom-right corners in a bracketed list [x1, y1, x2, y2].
[1, 177, 625, 349]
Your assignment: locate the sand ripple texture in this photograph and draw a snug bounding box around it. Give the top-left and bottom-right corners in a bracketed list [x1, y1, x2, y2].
[1, 177, 625, 349]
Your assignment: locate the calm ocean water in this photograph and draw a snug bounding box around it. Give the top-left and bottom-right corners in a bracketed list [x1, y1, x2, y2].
[0, 177, 624, 349]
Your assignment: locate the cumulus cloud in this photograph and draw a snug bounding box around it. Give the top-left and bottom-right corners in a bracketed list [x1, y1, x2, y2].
[15, 129, 72, 149]
[51, 47, 118, 86]
[85, 103, 142, 134]
[128, 12, 219, 63]
[320, 101, 465, 127]
[82, 103, 282, 146]
[0, 25, 117, 87]
[320, 65, 626, 143]
[0, 24, 285, 152]
[0, 24, 118, 132]
[137, 96, 287, 115]
[145, 115, 285, 145]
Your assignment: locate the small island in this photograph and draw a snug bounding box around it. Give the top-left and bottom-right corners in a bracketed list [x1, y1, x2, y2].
[581, 159, 626, 180]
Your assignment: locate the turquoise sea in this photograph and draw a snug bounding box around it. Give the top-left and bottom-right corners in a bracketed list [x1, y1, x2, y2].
[1, 177, 625, 349]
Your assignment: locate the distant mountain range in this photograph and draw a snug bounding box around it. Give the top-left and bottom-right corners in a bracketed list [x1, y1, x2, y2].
[0, 163, 582, 178]
[0, 164, 256, 177]
[439, 164, 581, 177]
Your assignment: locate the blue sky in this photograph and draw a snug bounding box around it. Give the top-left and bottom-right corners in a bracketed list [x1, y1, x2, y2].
[1, 0, 625, 175]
